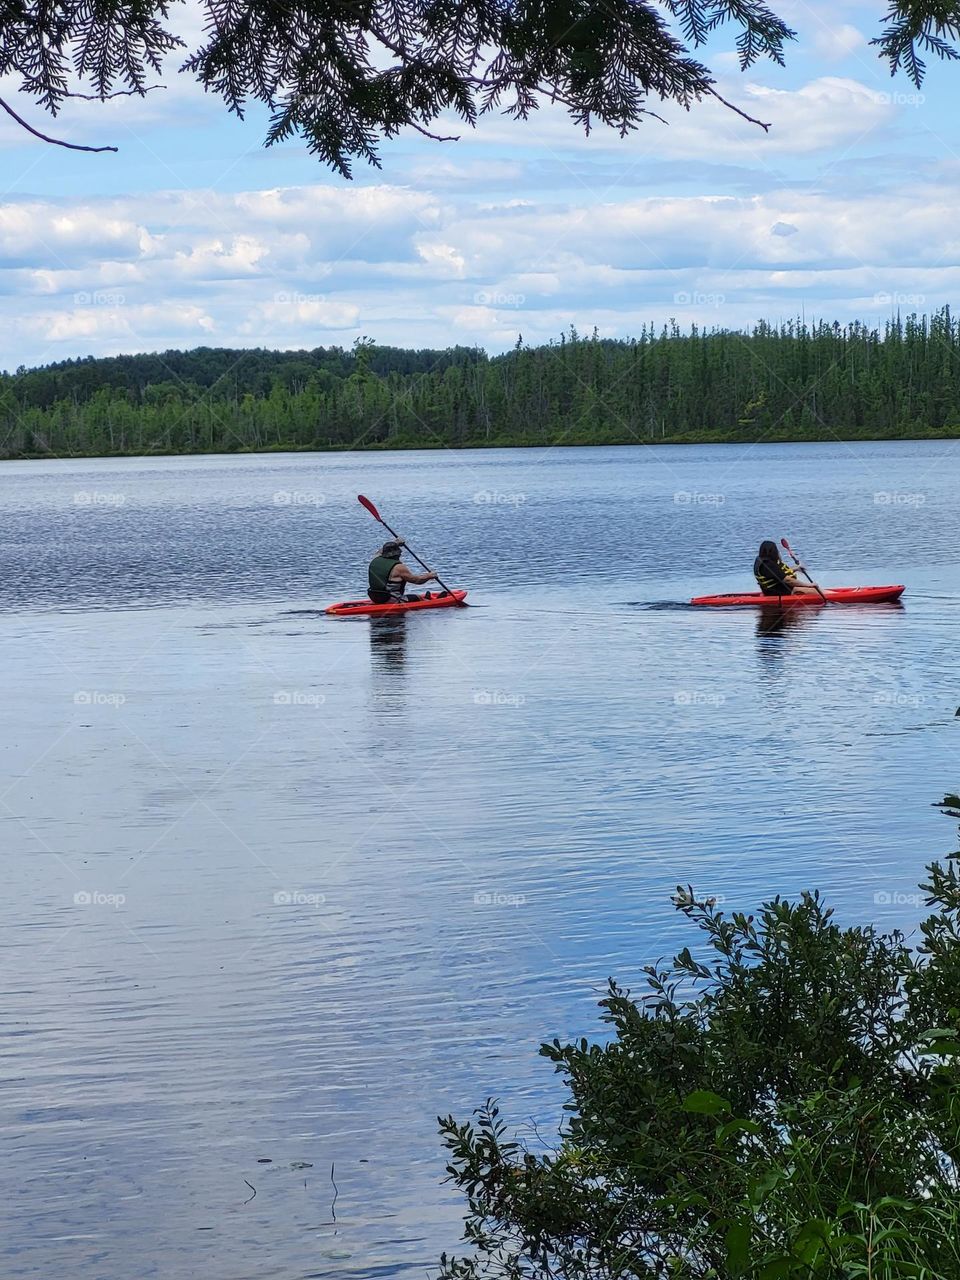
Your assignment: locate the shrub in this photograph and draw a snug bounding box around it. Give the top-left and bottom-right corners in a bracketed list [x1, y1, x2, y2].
[439, 859, 960, 1279]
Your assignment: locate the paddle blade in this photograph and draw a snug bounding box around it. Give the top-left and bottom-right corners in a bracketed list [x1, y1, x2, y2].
[358, 494, 381, 521]
[780, 537, 791, 551]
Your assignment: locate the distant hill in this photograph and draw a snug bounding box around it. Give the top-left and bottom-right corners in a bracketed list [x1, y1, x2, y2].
[1, 316, 959, 459]
[2, 343, 485, 409]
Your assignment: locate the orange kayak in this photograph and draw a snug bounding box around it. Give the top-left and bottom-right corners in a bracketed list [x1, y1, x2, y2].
[690, 586, 904, 607]
[326, 590, 468, 616]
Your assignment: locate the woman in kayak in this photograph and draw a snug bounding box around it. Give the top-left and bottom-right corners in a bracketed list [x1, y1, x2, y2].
[753, 540, 821, 597]
[368, 540, 440, 604]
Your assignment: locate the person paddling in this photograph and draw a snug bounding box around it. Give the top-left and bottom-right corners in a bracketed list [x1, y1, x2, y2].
[753, 539, 821, 597]
[368, 540, 441, 604]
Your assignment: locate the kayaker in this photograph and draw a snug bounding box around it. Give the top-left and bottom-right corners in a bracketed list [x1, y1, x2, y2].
[368, 540, 440, 604]
[753, 539, 821, 597]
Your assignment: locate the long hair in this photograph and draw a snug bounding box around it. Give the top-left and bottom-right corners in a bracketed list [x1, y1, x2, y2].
[758, 539, 779, 562]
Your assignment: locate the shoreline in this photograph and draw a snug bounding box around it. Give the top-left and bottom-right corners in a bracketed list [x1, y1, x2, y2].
[1, 425, 959, 464]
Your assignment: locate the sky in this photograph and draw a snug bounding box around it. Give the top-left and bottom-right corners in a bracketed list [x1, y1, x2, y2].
[1, 0, 959, 370]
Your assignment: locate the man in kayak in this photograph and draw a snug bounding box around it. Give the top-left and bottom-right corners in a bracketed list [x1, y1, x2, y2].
[753, 539, 821, 597]
[368, 540, 441, 604]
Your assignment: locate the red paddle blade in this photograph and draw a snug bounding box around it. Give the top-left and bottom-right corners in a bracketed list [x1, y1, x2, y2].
[780, 537, 791, 551]
[358, 494, 381, 520]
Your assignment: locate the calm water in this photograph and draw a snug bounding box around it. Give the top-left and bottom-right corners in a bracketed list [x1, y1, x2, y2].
[2, 442, 959, 1278]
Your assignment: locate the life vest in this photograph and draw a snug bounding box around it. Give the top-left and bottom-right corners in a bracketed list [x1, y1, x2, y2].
[368, 554, 404, 602]
[754, 556, 796, 596]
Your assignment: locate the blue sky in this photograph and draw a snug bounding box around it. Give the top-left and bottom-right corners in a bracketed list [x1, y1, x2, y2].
[1, 0, 959, 369]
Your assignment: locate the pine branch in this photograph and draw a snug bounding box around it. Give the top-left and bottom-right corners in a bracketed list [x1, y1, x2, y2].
[61, 84, 166, 100]
[0, 94, 118, 152]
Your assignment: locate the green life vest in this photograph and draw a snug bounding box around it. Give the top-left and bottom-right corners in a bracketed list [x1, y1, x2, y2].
[369, 554, 403, 597]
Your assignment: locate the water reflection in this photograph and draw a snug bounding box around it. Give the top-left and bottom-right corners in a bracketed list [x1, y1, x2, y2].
[755, 606, 812, 639]
[753, 606, 814, 687]
[369, 616, 407, 671]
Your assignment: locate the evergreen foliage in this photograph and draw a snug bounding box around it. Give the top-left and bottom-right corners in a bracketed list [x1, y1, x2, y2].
[0, 2, 958, 171]
[438, 848, 960, 1279]
[3, 313, 960, 457]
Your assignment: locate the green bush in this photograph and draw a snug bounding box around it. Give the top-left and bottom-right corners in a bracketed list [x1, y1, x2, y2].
[439, 858, 960, 1279]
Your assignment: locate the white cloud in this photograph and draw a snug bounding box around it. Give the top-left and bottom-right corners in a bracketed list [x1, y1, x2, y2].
[33, 303, 215, 345]
[0, 106, 958, 366]
[812, 23, 867, 61]
[452, 76, 895, 161]
[416, 241, 467, 275]
[243, 297, 361, 331]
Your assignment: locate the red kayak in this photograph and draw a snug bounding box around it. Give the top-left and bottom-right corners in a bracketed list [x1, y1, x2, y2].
[690, 586, 904, 608]
[326, 590, 468, 616]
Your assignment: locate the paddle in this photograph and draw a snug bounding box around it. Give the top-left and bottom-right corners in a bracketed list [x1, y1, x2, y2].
[357, 494, 463, 603]
[780, 537, 829, 605]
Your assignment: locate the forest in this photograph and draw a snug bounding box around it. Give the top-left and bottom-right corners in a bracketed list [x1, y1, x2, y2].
[2, 310, 960, 459]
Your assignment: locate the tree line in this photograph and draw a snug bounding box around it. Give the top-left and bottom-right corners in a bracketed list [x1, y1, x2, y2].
[3, 311, 960, 459]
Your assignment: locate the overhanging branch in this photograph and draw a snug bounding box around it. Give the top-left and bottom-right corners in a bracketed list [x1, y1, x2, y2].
[0, 96, 118, 153]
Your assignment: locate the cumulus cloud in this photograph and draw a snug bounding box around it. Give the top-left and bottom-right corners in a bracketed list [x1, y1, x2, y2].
[811, 22, 868, 61]
[0, 53, 956, 367]
[1, 169, 956, 367]
[454, 76, 895, 161]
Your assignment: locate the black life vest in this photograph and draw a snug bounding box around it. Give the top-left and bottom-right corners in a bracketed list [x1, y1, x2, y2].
[368, 554, 404, 602]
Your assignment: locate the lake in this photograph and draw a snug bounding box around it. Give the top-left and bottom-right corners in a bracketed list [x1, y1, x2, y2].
[1, 441, 958, 1278]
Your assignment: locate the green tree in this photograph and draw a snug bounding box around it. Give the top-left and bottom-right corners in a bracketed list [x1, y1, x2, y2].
[1, 2, 958, 174]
